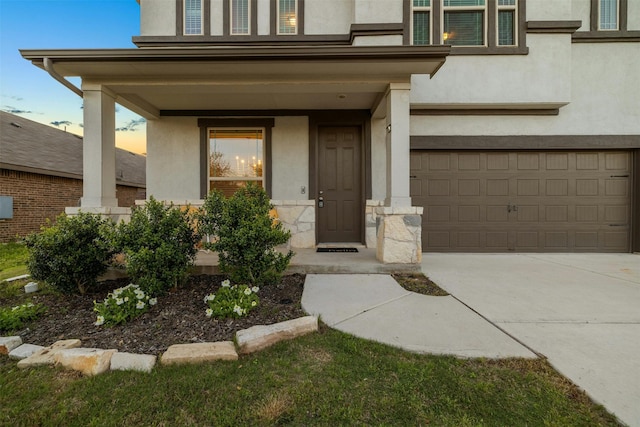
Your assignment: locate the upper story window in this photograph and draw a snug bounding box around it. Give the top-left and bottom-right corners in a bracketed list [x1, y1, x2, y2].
[598, 0, 619, 30]
[231, 0, 251, 35]
[442, 0, 486, 46]
[410, 0, 523, 50]
[278, 0, 298, 34]
[184, 0, 203, 35]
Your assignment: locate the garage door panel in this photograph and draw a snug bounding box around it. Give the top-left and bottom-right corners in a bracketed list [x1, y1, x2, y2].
[412, 151, 631, 252]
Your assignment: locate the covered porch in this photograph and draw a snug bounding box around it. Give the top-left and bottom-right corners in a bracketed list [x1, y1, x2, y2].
[21, 45, 450, 264]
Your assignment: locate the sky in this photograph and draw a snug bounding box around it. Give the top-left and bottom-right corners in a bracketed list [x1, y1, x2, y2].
[0, 0, 147, 154]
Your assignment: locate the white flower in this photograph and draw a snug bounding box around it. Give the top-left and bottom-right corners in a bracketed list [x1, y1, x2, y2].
[221, 279, 231, 287]
[136, 301, 145, 310]
[116, 298, 124, 306]
[95, 316, 105, 326]
[149, 298, 158, 306]
[124, 297, 129, 302]
[204, 293, 215, 303]
[244, 287, 252, 296]
[205, 308, 213, 318]
[233, 305, 242, 315]
[251, 301, 257, 307]
[252, 286, 259, 293]
[113, 288, 123, 296]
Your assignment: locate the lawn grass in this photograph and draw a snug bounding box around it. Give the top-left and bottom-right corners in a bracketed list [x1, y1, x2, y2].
[0, 242, 29, 282]
[0, 326, 620, 426]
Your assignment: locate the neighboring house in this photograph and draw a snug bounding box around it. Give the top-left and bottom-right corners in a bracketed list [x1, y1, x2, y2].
[19, 0, 640, 262]
[0, 111, 146, 242]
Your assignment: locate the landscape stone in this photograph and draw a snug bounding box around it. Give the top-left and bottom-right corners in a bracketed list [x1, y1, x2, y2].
[17, 339, 82, 368]
[160, 341, 238, 365]
[55, 348, 117, 376]
[110, 352, 157, 373]
[0, 336, 22, 355]
[9, 343, 45, 360]
[236, 316, 319, 354]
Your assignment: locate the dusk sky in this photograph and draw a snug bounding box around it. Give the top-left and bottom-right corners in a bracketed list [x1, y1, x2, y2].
[0, 0, 147, 154]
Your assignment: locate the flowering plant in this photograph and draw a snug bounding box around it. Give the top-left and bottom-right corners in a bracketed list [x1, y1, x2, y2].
[204, 279, 259, 319]
[93, 284, 157, 326]
[0, 302, 46, 332]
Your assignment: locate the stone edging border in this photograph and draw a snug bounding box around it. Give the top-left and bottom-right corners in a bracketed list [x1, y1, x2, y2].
[0, 315, 318, 375]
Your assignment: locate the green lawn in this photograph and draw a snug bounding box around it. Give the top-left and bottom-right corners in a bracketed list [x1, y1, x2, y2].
[0, 327, 619, 426]
[0, 242, 29, 282]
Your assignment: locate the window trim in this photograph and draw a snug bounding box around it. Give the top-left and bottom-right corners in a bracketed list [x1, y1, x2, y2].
[270, 0, 305, 36]
[230, 0, 252, 35]
[198, 118, 274, 198]
[573, 0, 640, 42]
[276, 0, 298, 35]
[404, 0, 528, 55]
[442, 1, 488, 47]
[177, 0, 211, 36]
[411, 1, 433, 45]
[591, 0, 626, 32]
[222, 0, 258, 36]
[184, 0, 204, 35]
[497, 0, 517, 46]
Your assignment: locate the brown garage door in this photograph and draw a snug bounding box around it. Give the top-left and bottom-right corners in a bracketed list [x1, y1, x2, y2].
[410, 151, 632, 252]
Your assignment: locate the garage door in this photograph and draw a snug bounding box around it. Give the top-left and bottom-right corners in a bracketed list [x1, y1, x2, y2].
[410, 151, 632, 252]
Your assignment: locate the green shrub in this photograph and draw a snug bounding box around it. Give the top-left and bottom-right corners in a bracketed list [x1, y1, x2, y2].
[93, 283, 157, 326]
[203, 279, 259, 319]
[25, 213, 115, 295]
[114, 197, 200, 296]
[0, 302, 46, 332]
[199, 183, 293, 287]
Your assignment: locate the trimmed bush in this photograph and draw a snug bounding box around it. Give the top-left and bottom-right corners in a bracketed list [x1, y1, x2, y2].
[114, 197, 200, 296]
[199, 183, 293, 287]
[25, 213, 115, 295]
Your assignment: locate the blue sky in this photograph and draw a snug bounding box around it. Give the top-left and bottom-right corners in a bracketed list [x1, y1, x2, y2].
[0, 0, 147, 154]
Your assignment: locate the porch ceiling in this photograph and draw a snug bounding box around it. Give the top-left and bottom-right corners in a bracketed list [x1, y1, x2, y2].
[21, 45, 450, 118]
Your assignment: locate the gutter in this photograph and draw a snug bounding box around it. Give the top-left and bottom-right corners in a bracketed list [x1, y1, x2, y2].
[43, 58, 83, 97]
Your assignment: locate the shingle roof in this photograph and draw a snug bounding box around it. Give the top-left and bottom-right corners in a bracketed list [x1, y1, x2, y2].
[0, 111, 145, 188]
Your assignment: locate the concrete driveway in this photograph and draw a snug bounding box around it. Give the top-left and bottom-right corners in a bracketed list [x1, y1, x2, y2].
[422, 253, 640, 427]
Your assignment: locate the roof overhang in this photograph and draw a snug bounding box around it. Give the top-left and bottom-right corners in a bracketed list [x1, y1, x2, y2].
[21, 45, 450, 118]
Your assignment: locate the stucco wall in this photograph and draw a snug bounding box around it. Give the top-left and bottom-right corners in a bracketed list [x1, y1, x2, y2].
[411, 34, 572, 108]
[147, 117, 201, 201]
[354, 0, 402, 24]
[629, 1, 640, 30]
[572, 0, 591, 31]
[528, 0, 572, 21]
[271, 117, 309, 200]
[211, 0, 223, 35]
[305, 0, 353, 34]
[411, 38, 640, 137]
[140, 0, 176, 36]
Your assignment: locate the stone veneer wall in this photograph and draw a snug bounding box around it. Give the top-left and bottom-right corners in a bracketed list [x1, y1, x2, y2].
[271, 200, 315, 249]
[375, 206, 423, 264]
[365, 200, 384, 248]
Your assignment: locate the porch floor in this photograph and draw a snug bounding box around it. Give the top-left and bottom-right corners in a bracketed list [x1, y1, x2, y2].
[193, 248, 421, 275]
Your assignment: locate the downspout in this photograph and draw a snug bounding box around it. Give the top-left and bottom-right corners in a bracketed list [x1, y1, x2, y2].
[43, 58, 83, 97]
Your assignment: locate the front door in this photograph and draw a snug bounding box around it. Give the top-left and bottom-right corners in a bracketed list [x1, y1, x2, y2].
[317, 126, 363, 243]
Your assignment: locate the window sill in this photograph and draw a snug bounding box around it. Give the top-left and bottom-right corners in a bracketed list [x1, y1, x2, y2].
[572, 31, 640, 43]
[447, 45, 529, 55]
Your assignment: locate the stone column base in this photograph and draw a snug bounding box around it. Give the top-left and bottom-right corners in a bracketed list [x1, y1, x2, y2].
[65, 206, 132, 224]
[271, 200, 315, 249]
[375, 206, 423, 264]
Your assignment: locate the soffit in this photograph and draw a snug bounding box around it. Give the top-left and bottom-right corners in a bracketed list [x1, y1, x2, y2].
[21, 46, 450, 115]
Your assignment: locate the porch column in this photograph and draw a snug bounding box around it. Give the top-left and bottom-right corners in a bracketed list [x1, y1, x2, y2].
[375, 82, 422, 264]
[385, 83, 412, 207]
[80, 84, 118, 208]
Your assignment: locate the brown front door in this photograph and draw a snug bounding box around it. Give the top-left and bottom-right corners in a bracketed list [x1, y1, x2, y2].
[317, 126, 363, 243]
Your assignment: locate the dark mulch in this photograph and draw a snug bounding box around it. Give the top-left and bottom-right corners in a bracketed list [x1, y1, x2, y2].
[9, 274, 306, 355]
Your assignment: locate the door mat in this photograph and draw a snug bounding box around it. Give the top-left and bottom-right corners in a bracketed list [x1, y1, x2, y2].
[316, 247, 359, 253]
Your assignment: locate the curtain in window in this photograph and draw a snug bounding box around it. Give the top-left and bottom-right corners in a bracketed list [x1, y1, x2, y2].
[232, 0, 250, 34]
[413, 12, 430, 45]
[498, 10, 514, 45]
[599, 0, 618, 30]
[184, 0, 202, 35]
[444, 11, 484, 45]
[279, 0, 297, 34]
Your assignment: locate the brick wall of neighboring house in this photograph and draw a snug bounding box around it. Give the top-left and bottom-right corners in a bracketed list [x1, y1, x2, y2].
[0, 169, 144, 242]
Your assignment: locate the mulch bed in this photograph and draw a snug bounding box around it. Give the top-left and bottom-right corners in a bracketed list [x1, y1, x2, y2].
[7, 274, 306, 356]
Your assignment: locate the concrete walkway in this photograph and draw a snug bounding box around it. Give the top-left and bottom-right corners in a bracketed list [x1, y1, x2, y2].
[301, 274, 536, 359]
[423, 254, 640, 427]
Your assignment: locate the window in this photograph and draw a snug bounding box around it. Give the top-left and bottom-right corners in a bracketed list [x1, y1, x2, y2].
[184, 0, 203, 35]
[497, 0, 516, 45]
[209, 129, 264, 196]
[278, 0, 298, 35]
[443, 0, 486, 46]
[409, 0, 523, 50]
[599, 0, 619, 30]
[412, 0, 431, 45]
[231, 0, 250, 35]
